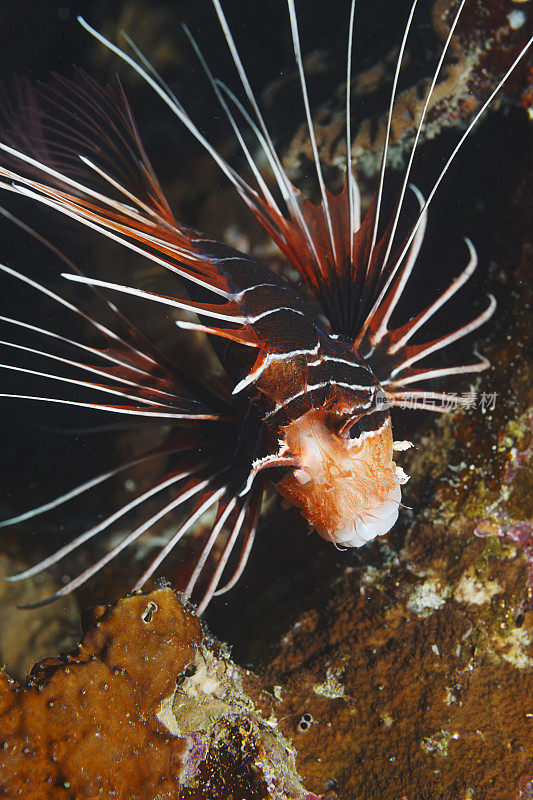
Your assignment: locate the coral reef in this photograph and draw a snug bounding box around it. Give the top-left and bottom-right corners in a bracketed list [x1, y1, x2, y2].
[256, 532, 532, 798]
[0, 587, 316, 800]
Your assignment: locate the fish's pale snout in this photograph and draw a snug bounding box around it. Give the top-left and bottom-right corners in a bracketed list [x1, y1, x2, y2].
[331, 484, 401, 547]
[275, 407, 407, 548]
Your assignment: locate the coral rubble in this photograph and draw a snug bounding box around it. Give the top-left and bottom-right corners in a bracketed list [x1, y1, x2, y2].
[0, 588, 315, 800]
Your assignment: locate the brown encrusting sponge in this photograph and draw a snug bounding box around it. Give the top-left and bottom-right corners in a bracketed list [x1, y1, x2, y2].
[0, 588, 316, 800]
[0, 589, 199, 799]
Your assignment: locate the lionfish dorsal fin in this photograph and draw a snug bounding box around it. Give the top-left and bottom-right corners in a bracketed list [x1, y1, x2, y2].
[72, 13, 529, 344]
[240, 173, 397, 340]
[68, 15, 391, 340]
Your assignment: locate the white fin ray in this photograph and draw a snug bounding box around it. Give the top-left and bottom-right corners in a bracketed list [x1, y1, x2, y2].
[40, 475, 218, 602]
[0, 209, 165, 370]
[0, 316, 180, 398]
[0, 261, 159, 372]
[182, 496, 239, 600]
[3, 180, 233, 300]
[132, 485, 227, 590]
[367, 0, 420, 271]
[388, 237, 478, 354]
[213, 492, 261, 597]
[368, 34, 533, 325]
[61, 272, 246, 323]
[0, 338, 179, 399]
[287, 0, 337, 265]
[371, 185, 427, 343]
[77, 154, 172, 226]
[346, 0, 358, 262]
[182, 24, 282, 218]
[0, 393, 217, 420]
[380, 0, 469, 270]
[0, 447, 186, 529]
[391, 295, 497, 374]
[8, 464, 206, 581]
[77, 16, 267, 230]
[0, 360, 175, 407]
[207, 1, 322, 266]
[195, 495, 249, 615]
[385, 354, 490, 387]
[120, 30, 281, 237]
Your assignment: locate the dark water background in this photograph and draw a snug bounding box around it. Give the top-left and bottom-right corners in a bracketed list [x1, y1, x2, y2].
[0, 0, 529, 664]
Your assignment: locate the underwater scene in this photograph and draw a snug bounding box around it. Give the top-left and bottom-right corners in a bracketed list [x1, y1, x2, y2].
[0, 0, 531, 797]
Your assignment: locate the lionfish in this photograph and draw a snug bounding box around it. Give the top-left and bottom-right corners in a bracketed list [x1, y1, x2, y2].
[0, 0, 530, 613]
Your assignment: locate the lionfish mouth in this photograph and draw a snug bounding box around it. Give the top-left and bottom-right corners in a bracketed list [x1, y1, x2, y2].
[327, 484, 402, 548]
[274, 408, 409, 548]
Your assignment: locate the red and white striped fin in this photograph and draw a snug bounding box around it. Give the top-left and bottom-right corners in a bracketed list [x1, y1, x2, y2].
[0, 71, 174, 225]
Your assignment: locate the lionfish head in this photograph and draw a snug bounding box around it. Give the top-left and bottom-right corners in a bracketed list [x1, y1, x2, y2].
[274, 404, 409, 548]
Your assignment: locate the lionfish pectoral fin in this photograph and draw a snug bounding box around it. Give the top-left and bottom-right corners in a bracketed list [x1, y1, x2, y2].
[356, 230, 497, 410]
[6, 412, 264, 613]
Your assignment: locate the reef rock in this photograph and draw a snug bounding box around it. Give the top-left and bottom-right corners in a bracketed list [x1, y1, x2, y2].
[0, 587, 316, 800]
[0, 556, 78, 681]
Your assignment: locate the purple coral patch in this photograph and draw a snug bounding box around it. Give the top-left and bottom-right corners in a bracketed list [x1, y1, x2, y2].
[182, 732, 208, 781]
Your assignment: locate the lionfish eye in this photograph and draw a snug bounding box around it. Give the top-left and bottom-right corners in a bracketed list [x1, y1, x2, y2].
[348, 420, 363, 440]
[338, 414, 364, 439]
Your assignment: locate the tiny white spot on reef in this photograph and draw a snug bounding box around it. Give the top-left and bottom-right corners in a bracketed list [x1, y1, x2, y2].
[272, 685, 283, 702]
[454, 570, 503, 606]
[313, 660, 348, 700]
[420, 729, 458, 757]
[407, 579, 450, 616]
[313, 674, 345, 700]
[498, 628, 533, 670]
[444, 686, 457, 706]
[507, 9, 526, 29]
[380, 712, 394, 728]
